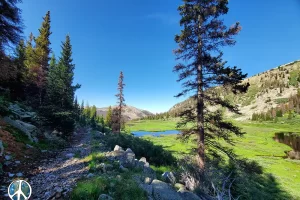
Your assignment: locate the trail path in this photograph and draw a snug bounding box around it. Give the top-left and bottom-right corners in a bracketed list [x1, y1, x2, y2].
[29, 129, 92, 200]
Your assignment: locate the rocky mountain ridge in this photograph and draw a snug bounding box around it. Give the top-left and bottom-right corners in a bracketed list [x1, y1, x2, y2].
[97, 105, 153, 120]
[169, 60, 300, 120]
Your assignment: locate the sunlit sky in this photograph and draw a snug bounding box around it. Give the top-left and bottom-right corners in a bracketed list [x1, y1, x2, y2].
[19, 0, 300, 113]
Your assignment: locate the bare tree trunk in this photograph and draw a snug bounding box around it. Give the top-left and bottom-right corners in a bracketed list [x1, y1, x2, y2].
[197, 14, 205, 170]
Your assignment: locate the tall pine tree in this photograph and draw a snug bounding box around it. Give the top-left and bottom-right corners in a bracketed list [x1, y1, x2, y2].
[0, 0, 23, 51]
[113, 71, 125, 133]
[58, 35, 80, 109]
[174, 0, 249, 169]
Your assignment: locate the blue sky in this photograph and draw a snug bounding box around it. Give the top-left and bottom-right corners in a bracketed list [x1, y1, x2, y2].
[19, 0, 300, 113]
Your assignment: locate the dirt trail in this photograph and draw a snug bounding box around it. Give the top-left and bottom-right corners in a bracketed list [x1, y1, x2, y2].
[28, 129, 92, 200]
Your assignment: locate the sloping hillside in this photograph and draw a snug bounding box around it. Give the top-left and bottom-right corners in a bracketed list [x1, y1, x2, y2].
[97, 105, 153, 120]
[169, 60, 300, 120]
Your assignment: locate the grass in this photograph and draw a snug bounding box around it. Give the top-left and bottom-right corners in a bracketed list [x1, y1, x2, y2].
[127, 119, 300, 199]
[71, 173, 147, 200]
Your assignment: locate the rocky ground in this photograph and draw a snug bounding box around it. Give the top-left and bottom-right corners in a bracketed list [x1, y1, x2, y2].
[28, 129, 92, 200]
[0, 127, 92, 200]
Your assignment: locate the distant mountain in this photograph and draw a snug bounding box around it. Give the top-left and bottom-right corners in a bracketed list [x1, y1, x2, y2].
[168, 60, 300, 120]
[96, 105, 153, 121]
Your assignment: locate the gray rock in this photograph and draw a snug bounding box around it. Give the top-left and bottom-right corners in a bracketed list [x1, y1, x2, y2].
[3, 117, 38, 142]
[0, 140, 3, 157]
[120, 152, 136, 168]
[26, 144, 34, 148]
[162, 172, 176, 184]
[178, 188, 201, 200]
[114, 145, 123, 151]
[65, 153, 74, 158]
[87, 173, 95, 178]
[41, 150, 47, 153]
[15, 160, 21, 164]
[144, 177, 153, 184]
[139, 157, 150, 168]
[98, 194, 114, 200]
[143, 166, 157, 180]
[54, 186, 63, 193]
[8, 172, 15, 177]
[140, 183, 153, 196]
[151, 179, 182, 200]
[8, 104, 36, 120]
[120, 165, 129, 172]
[16, 172, 23, 177]
[125, 148, 133, 153]
[5, 155, 11, 160]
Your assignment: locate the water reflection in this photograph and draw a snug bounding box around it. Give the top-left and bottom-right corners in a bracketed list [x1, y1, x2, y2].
[274, 132, 300, 159]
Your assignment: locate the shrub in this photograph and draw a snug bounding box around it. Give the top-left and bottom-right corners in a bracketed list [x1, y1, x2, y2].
[103, 133, 176, 166]
[71, 174, 147, 200]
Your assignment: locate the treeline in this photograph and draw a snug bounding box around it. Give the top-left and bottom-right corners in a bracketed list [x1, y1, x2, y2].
[140, 112, 171, 120]
[0, 1, 80, 136]
[252, 90, 300, 121]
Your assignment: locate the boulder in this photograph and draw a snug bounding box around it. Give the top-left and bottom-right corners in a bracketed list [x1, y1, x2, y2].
[120, 165, 129, 172]
[106, 150, 125, 161]
[8, 104, 36, 121]
[143, 166, 157, 180]
[3, 117, 38, 142]
[98, 194, 114, 200]
[125, 148, 133, 153]
[120, 152, 136, 168]
[139, 157, 150, 168]
[151, 179, 182, 200]
[114, 145, 123, 151]
[178, 188, 201, 200]
[0, 140, 3, 157]
[162, 172, 176, 184]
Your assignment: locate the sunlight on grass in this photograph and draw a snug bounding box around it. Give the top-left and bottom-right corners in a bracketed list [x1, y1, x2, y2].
[132, 119, 300, 198]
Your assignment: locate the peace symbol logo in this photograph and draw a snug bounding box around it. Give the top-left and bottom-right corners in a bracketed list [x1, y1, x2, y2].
[8, 180, 32, 200]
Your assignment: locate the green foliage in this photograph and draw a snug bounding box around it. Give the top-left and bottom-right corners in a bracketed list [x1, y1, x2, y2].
[275, 98, 289, 104]
[71, 175, 147, 200]
[105, 106, 112, 128]
[0, 96, 10, 115]
[288, 70, 300, 86]
[103, 133, 176, 166]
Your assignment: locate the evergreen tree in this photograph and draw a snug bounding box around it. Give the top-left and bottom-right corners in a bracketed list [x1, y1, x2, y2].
[0, 0, 23, 51]
[105, 106, 112, 128]
[11, 39, 26, 99]
[114, 71, 125, 133]
[58, 35, 80, 109]
[173, 0, 249, 169]
[35, 11, 51, 73]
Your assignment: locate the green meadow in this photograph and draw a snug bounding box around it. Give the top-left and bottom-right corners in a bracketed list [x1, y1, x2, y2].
[126, 119, 300, 199]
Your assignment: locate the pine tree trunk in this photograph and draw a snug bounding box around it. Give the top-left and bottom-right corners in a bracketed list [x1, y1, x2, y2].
[197, 14, 205, 170]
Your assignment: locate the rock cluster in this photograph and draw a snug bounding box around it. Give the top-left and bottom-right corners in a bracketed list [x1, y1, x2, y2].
[3, 103, 39, 142]
[103, 145, 201, 200]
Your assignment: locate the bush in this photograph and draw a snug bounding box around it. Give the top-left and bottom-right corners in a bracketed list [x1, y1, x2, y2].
[178, 156, 292, 200]
[39, 105, 75, 136]
[103, 133, 176, 166]
[71, 174, 147, 200]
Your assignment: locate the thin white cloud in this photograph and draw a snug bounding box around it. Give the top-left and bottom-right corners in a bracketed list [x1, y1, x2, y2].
[145, 13, 179, 25]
